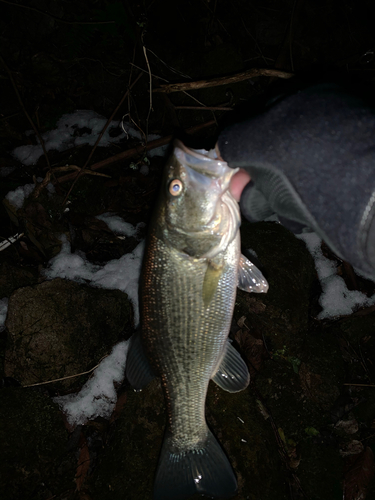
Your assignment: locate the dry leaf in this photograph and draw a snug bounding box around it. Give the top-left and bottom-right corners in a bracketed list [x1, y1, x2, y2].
[75, 435, 91, 491]
[110, 390, 127, 423]
[245, 296, 267, 314]
[234, 329, 267, 376]
[237, 316, 247, 328]
[343, 447, 375, 500]
[278, 427, 300, 469]
[256, 399, 270, 420]
[335, 418, 359, 435]
[341, 440, 364, 458]
[298, 362, 339, 408]
[78, 491, 93, 500]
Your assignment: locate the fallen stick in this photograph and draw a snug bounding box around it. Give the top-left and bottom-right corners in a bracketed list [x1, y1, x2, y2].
[153, 68, 294, 94]
[174, 105, 233, 111]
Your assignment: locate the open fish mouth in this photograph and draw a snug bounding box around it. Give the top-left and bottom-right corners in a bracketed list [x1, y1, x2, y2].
[168, 140, 241, 259]
[173, 139, 238, 187]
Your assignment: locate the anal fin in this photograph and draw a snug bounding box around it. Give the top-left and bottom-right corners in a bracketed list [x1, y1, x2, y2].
[212, 340, 250, 393]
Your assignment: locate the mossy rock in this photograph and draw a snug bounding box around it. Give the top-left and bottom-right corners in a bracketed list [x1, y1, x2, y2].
[4, 277, 131, 389]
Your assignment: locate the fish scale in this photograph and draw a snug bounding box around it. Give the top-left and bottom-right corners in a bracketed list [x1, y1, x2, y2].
[142, 233, 239, 448]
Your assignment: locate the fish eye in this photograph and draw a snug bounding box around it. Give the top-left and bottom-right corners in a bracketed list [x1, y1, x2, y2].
[169, 179, 183, 196]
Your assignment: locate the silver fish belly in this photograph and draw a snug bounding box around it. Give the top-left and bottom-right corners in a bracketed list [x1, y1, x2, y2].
[126, 140, 268, 500]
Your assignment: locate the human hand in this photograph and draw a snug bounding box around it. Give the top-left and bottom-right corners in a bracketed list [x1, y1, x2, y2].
[215, 84, 375, 278]
[215, 143, 251, 202]
[229, 169, 251, 202]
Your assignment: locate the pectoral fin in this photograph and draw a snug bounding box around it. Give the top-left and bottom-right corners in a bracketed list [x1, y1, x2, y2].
[202, 261, 224, 307]
[238, 254, 268, 293]
[212, 340, 250, 392]
[126, 330, 155, 390]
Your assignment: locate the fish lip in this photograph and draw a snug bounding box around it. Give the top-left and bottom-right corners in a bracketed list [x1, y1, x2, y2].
[173, 139, 238, 180]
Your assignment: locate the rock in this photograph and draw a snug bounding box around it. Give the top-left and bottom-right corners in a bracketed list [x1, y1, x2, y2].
[4, 277, 131, 389]
[237, 220, 316, 355]
[237, 221, 346, 499]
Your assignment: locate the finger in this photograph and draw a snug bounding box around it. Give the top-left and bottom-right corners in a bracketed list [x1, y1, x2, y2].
[230, 169, 251, 202]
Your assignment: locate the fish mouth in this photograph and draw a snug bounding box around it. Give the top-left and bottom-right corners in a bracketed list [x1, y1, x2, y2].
[170, 140, 241, 259]
[174, 139, 238, 186]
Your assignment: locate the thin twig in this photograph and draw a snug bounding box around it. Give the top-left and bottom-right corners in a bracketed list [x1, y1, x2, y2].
[23, 362, 104, 387]
[34, 166, 111, 199]
[0, 111, 22, 121]
[153, 68, 294, 94]
[181, 91, 219, 126]
[241, 18, 269, 67]
[121, 113, 147, 143]
[251, 383, 308, 497]
[175, 105, 233, 111]
[54, 119, 217, 184]
[0, 0, 116, 25]
[62, 72, 143, 205]
[129, 62, 169, 82]
[289, 0, 297, 72]
[126, 45, 137, 136]
[146, 48, 192, 79]
[198, 0, 230, 38]
[0, 53, 51, 170]
[182, 90, 207, 107]
[143, 45, 153, 140]
[344, 383, 375, 387]
[52, 165, 111, 175]
[32, 171, 51, 199]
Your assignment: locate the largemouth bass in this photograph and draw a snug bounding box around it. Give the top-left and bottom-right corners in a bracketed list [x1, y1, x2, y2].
[126, 140, 268, 500]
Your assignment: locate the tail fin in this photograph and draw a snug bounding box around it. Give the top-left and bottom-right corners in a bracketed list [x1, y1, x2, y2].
[154, 427, 237, 500]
